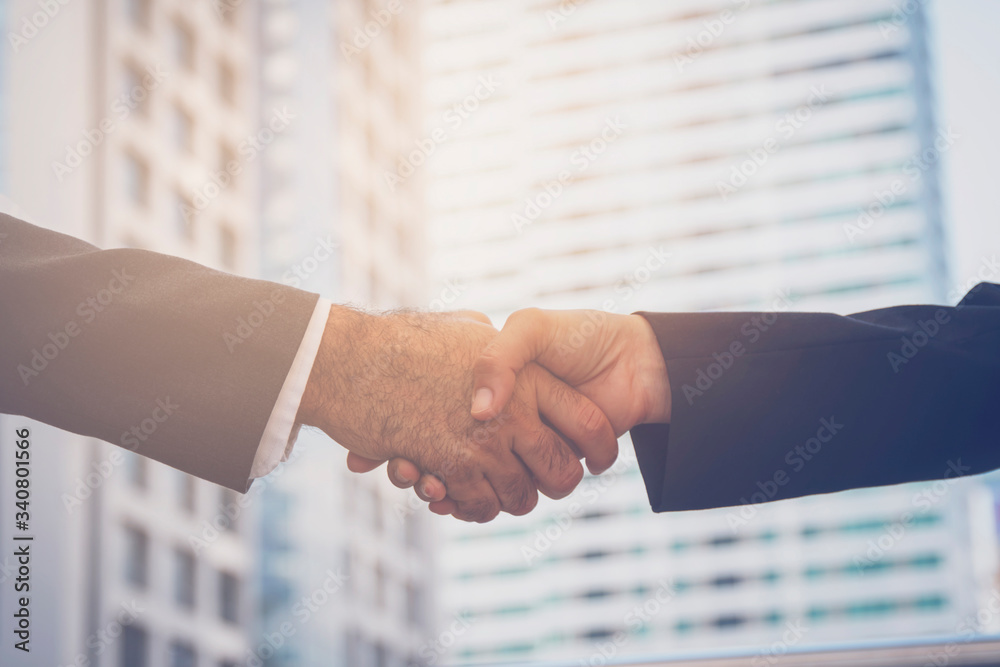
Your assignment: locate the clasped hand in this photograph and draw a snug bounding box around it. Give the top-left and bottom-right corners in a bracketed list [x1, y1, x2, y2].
[299, 307, 669, 523]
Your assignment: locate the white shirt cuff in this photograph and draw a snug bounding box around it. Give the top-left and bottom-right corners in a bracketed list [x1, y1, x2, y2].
[249, 297, 332, 480]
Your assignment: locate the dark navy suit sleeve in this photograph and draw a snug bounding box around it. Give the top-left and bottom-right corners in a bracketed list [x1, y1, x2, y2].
[629, 283, 1000, 512]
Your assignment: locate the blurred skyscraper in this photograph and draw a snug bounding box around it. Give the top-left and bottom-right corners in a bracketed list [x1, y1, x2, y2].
[2, 1, 261, 665]
[254, 1, 436, 666]
[417, 0, 997, 662]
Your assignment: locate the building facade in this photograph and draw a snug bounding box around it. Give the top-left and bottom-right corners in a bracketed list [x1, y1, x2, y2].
[418, 0, 995, 663]
[254, 1, 436, 666]
[2, 1, 259, 665]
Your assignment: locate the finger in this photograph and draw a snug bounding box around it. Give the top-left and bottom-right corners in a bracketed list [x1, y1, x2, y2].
[346, 452, 385, 473]
[472, 308, 554, 420]
[384, 458, 420, 488]
[512, 423, 584, 500]
[445, 477, 503, 523]
[484, 454, 539, 516]
[535, 369, 618, 475]
[454, 310, 493, 326]
[429, 497, 459, 515]
[414, 473, 447, 502]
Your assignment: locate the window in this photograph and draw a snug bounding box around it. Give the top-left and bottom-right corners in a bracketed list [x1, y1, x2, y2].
[712, 614, 748, 629]
[172, 105, 194, 153]
[219, 487, 240, 532]
[124, 451, 147, 490]
[174, 548, 196, 609]
[175, 192, 195, 242]
[126, 0, 150, 30]
[123, 525, 148, 588]
[169, 641, 197, 667]
[218, 143, 238, 191]
[219, 571, 240, 624]
[218, 224, 238, 270]
[370, 485, 383, 533]
[177, 472, 196, 513]
[172, 19, 195, 71]
[404, 514, 421, 549]
[218, 59, 236, 105]
[121, 625, 148, 667]
[122, 63, 149, 116]
[124, 153, 149, 207]
[375, 564, 386, 610]
[711, 574, 743, 588]
[406, 583, 423, 627]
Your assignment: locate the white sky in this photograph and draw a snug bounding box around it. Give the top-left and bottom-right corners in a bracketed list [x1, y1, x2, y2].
[929, 0, 1000, 294]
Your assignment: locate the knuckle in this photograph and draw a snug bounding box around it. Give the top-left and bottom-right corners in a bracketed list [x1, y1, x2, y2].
[509, 307, 542, 327]
[510, 486, 539, 516]
[578, 402, 611, 440]
[555, 459, 583, 496]
[498, 475, 538, 516]
[473, 351, 503, 376]
[547, 459, 584, 499]
[457, 498, 499, 524]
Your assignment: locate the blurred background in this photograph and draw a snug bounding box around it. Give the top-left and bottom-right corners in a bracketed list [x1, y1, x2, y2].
[1, 0, 999, 666]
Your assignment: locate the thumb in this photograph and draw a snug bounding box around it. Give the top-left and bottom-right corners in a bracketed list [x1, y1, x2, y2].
[454, 310, 493, 326]
[346, 452, 385, 473]
[471, 308, 553, 420]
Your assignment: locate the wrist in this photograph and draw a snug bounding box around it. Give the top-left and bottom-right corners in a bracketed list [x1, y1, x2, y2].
[298, 304, 375, 438]
[628, 314, 671, 424]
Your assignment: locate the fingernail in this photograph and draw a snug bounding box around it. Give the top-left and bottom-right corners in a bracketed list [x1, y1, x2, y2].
[394, 468, 414, 485]
[472, 387, 493, 414]
[420, 482, 432, 498]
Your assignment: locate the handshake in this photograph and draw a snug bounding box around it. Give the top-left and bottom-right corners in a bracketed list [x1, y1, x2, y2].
[298, 307, 671, 523]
